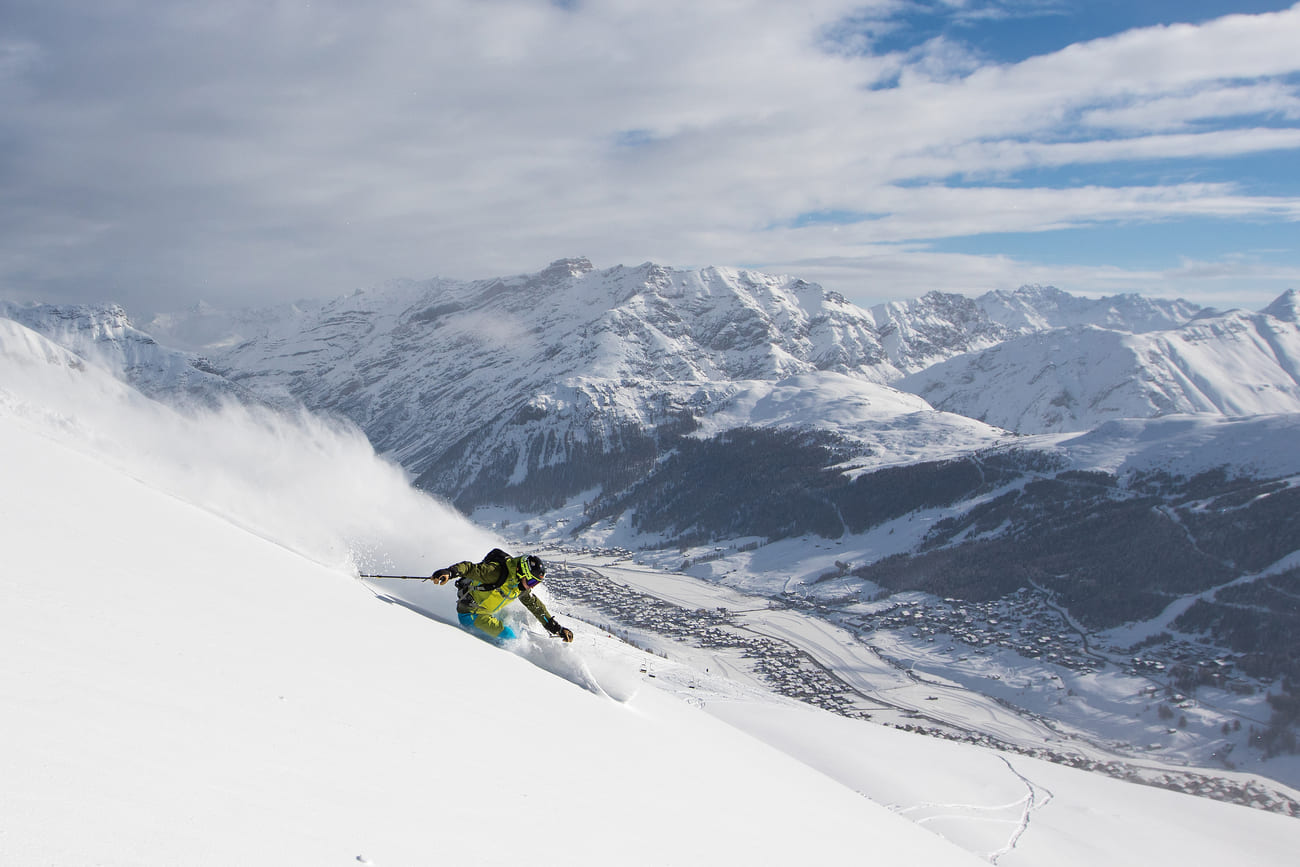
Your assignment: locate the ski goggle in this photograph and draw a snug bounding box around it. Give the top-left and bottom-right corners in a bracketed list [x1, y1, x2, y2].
[519, 560, 542, 590]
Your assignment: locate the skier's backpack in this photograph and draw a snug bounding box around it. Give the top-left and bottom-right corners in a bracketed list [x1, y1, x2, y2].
[454, 547, 512, 601]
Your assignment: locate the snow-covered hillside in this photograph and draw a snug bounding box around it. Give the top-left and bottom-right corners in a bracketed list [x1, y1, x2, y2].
[0, 317, 979, 866]
[898, 292, 1300, 433]
[6, 311, 1300, 866]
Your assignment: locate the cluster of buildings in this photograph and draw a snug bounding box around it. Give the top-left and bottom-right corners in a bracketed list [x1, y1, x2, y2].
[834, 590, 1103, 674]
[546, 564, 867, 718]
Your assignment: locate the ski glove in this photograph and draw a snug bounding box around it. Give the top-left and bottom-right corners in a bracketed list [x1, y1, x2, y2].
[430, 569, 454, 585]
[545, 619, 574, 643]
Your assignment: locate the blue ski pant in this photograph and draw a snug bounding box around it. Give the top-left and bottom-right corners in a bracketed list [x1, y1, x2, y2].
[458, 611, 517, 642]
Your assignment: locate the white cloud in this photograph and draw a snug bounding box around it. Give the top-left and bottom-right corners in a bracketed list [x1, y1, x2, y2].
[0, 0, 1297, 313]
[895, 128, 1300, 181]
[1079, 82, 1300, 132]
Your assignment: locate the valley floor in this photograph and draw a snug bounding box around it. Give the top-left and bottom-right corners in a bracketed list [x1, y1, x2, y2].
[536, 545, 1300, 815]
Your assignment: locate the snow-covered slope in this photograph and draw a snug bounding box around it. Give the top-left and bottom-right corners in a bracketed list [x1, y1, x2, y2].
[1056, 411, 1300, 482]
[898, 292, 1300, 433]
[5, 310, 1300, 867]
[0, 318, 982, 867]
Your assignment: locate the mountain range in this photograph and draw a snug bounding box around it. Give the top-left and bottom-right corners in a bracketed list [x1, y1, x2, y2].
[128, 261, 1298, 502]
[901, 295, 1300, 434]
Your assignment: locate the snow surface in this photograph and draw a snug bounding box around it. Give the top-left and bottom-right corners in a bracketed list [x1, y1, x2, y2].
[0, 324, 978, 866]
[4, 317, 1300, 865]
[1053, 412, 1300, 482]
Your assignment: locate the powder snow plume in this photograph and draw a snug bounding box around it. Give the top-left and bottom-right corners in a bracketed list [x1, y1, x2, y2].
[0, 317, 497, 577]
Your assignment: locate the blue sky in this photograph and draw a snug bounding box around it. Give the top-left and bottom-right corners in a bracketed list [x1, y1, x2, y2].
[1, 0, 1297, 314]
[845, 1, 1297, 62]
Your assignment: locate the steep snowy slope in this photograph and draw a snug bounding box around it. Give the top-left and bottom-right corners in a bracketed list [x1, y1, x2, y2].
[898, 292, 1300, 433]
[0, 324, 986, 867]
[1056, 412, 1300, 482]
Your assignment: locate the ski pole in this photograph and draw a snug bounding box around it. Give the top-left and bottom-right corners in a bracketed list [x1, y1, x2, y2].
[358, 573, 434, 580]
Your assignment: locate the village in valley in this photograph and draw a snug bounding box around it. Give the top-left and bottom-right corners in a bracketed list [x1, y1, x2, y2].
[539, 549, 1298, 817]
[834, 588, 1248, 692]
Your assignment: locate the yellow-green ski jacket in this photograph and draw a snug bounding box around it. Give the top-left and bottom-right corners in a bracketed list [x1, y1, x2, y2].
[451, 556, 558, 630]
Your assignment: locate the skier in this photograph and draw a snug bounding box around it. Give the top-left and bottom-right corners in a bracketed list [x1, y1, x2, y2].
[430, 549, 574, 643]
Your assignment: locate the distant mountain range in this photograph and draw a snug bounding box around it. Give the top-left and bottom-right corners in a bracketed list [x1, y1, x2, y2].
[129, 261, 1292, 490]
[900, 294, 1300, 433]
[6, 261, 1298, 524]
[6, 260, 1297, 519]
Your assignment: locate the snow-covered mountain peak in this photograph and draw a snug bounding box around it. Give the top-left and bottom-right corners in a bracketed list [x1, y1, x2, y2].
[541, 255, 596, 278]
[392, 259, 888, 387]
[1, 300, 138, 347]
[588, 264, 884, 382]
[869, 291, 1008, 374]
[1263, 288, 1300, 323]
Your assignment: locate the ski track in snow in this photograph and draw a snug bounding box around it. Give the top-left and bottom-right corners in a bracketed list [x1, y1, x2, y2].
[870, 751, 1052, 861]
[988, 757, 1055, 863]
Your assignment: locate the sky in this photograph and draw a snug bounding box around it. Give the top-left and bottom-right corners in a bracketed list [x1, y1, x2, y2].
[1, 0, 1298, 316]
